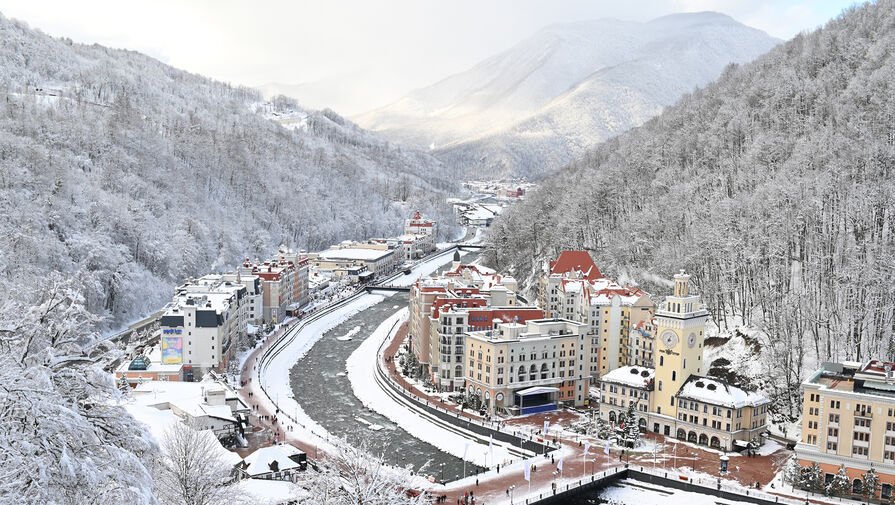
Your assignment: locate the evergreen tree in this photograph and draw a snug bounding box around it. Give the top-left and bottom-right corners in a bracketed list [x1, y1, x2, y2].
[825, 465, 850, 497]
[622, 402, 641, 447]
[800, 462, 824, 494]
[862, 468, 879, 501]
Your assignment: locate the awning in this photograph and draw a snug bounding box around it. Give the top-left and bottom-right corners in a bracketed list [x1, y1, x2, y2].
[516, 386, 560, 396]
[734, 440, 750, 447]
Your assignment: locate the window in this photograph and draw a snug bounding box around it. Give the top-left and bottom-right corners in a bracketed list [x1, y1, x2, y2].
[829, 413, 840, 424]
[672, 371, 676, 381]
[658, 380, 662, 391]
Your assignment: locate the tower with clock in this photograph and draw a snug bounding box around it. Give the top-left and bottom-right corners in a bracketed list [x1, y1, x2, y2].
[650, 270, 709, 419]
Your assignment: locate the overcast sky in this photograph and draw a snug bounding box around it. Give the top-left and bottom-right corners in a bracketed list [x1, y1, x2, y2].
[0, 0, 858, 114]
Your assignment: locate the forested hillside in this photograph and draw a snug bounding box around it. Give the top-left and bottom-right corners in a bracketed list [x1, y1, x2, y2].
[0, 14, 458, 327]
[354, 12, 777, 179]
[488, 1, 895, 418]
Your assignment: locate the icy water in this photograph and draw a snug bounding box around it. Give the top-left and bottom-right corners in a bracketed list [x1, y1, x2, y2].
[290, 254, 483, 481]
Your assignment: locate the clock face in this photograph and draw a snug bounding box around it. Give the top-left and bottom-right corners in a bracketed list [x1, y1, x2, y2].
[687, 333, 697, 348]
[660, 330, 679, 349]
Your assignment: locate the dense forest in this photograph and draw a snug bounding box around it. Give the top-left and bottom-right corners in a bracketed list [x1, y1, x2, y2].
[0, 14, 459, 327]
[487, 1, 895, 419]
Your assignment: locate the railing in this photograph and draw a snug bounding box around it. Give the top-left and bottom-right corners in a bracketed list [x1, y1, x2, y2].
[527, 464, 810, 505]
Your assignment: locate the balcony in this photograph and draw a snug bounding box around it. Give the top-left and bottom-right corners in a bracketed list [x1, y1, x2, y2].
[855, 409, 872, 418]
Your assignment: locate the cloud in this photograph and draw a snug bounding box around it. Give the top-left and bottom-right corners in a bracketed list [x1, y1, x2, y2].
[0, 0, 856, 114]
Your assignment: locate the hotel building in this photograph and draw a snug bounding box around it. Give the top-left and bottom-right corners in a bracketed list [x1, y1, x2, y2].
[796, 360, 895, 501]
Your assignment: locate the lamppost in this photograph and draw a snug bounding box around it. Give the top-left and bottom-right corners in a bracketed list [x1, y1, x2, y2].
[552, 470, 558, 493]
[509, 485, 516, 505]
[439, 462, 444, 483]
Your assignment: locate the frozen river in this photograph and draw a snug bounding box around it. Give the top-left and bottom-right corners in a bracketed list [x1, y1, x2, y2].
[288, 251, 483, 481]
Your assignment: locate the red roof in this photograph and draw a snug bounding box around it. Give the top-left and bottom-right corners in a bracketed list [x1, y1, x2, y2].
[549, 251, 602, 280]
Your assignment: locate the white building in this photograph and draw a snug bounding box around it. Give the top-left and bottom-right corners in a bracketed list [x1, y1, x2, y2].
[160, 278, 250, 378]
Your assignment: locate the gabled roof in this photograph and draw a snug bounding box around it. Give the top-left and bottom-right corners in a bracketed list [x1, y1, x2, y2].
[676, 375, 769, 409]
[242, 444, 305, 477]
[549, 251, 603, 280]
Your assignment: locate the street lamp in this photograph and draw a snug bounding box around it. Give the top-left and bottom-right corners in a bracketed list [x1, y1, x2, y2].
[439, 462, 444, 483]
[509, 485, 516, 505]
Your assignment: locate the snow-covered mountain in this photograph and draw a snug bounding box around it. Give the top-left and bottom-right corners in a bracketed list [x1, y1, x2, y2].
[354, 12, 779, 178]
[0, 13, 457, 327]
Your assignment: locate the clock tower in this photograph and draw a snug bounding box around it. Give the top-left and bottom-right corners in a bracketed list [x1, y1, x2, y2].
[651, 270, 708, 419]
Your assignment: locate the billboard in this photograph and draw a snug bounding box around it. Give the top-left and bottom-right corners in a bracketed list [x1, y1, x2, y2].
[161, 336, 183, 364]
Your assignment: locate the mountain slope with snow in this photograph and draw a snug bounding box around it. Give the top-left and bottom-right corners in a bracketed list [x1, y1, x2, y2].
[0, 13, 457, 327]
[354, 12, 778, 178]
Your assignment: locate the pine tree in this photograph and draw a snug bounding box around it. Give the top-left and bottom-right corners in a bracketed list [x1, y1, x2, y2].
[782, 457, 801, 488]
[862, 468, 879, 501]
[825, 465, 850, 497]
[622, 403, 641, 447]
[800, 462, 824, 494]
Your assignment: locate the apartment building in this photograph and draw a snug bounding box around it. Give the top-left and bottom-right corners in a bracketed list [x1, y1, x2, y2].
[407, 253, 532, 389]
[598, 271, 769, 451]
[539, 251, 655, 378]
[465, 318, 590, 415]
[405, 210, 437, 236]
[159, 278, 249, 379]
[430, 301, 543, 391]
[796, 360, 895, 501]
[240, 249, 309, 323]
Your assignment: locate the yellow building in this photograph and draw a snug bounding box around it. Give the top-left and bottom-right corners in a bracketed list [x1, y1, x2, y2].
[652, 271, 707, 418]
[796, 360, 895, 501]
[598, 270, 769, 451]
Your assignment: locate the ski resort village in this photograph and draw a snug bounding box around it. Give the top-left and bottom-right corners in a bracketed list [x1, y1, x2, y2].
[95, 198, 895, 505]
[2, 2, 894, 505]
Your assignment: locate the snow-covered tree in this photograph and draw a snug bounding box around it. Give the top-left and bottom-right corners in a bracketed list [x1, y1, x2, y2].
[291, 439, 424, 505]
[800, 462, 824, 494]
[862, 468, 879, 501]
[782, 457, 802, 488]
[825, 465, 850, 497]
[0, 276, 157, 504]
[155, 420, 246, 505]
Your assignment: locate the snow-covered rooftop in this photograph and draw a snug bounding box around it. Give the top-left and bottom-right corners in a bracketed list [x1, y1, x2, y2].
[241, 444, 305, 477]
[317, 247, 394, 261]
[677, 376, 768, 409]
[600, 365, 655, 388]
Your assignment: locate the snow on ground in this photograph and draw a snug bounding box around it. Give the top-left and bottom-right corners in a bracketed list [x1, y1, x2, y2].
[335, 325, 361, 341]
[599, 478, 756, 505]
[347, 307, 520, 469]
[260, 292, 391, 440]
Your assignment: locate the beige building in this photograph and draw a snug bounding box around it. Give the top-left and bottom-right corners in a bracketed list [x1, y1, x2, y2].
[539, 251, 655, 379]
[407, 253, 529, 390]
[465, 318, 590, 414]
[598, 271, 769, 451]
[796, 360, 895, 501]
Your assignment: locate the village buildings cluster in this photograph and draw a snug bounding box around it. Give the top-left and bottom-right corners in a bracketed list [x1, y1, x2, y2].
[408, 250, 772, 452]
[116, 211, 437, 386]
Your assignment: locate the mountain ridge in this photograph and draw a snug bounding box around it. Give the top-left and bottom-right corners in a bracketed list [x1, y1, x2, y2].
[352, 12, 778, 178]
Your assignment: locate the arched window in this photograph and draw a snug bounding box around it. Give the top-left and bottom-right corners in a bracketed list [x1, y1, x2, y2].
[853, 479, 863, 495]
[540, 363, 549, 380]
[454, 365, 463, 378]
